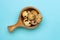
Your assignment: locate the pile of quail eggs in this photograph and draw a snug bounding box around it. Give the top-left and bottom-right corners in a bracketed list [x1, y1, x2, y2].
[22, 10, 42, 27]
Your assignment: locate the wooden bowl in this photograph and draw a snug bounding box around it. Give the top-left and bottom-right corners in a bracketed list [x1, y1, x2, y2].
[8, 6, 42, 32]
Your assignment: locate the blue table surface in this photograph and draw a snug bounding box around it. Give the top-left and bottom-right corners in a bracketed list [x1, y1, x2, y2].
[0, 0, 60, 40]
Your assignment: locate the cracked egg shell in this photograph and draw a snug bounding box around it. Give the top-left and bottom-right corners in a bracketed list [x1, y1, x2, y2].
[31, 20, 38, 25]
[31, 10, 38, 16]
[36, 14, 42, 23]
[22, 11, 28, 18]
[23, 19, 31, 27]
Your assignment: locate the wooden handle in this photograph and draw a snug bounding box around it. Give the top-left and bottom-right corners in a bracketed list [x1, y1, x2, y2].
[8, 19, 23, 32]
[8, 24, 18, 32]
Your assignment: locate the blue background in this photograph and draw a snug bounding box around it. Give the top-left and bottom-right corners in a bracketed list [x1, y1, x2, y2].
[0, 0, 60, 40]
